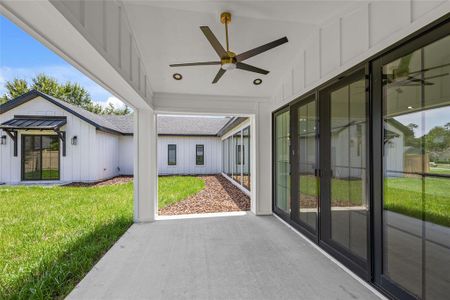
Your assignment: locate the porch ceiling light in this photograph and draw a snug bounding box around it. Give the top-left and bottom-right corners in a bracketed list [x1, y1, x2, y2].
[173, 73, 183, 80]
[253, 78, 262, 85]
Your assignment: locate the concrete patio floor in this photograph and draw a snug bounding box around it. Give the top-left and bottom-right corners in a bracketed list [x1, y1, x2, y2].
[68, 213, 384, 300]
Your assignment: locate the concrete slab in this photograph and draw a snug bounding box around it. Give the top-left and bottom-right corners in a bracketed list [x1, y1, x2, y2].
[67, 214, 383, 300]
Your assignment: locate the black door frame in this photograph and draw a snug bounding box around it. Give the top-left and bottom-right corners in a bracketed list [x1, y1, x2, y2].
[21, 134, 61, 181]
[290, 93, 320, 242]
[272, 105, 291, 220]
[318, 67, 372, 280]
[371, 19, 450, 300]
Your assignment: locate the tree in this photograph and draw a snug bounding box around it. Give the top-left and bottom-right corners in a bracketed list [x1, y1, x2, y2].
[1, 74, 130, 115]
[0, 78, 30, 103]
[102, 103, 131, 115]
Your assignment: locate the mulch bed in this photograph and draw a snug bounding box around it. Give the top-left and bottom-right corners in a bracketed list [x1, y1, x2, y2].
[63, 176, 133, 187]
[159, 175, 250, 215]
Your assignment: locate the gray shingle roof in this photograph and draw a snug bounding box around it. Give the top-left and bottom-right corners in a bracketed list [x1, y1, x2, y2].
[157, 116, 232, 135]
[0, 90, 239, 136]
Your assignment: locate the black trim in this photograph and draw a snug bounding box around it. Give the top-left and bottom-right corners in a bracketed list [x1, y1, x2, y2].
[5, 130, 18, 156]
[0, 90, 126, 136]
[168, 144, 177, 166]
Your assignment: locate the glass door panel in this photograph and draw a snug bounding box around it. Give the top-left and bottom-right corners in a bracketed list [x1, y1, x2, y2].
[41, 136, 60, 180]
[319, 69, 369, 276]
[291, 96, 319, 234]
[381, 34, 450, 300]
[22, 135, 42, 180]
[329, 78, 368, 259]
[274, 109, 290, 215]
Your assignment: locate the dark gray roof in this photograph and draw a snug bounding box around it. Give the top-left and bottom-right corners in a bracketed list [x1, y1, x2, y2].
[157, 116, 232, 136]
[0, 90, 129, 135]
[0, 90, 243, 136]
[101, 115, 134, 134]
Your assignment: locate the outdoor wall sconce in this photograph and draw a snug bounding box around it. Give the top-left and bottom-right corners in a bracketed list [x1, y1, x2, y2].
[71, 135, 78, 145]
[0, 135, 6, 145]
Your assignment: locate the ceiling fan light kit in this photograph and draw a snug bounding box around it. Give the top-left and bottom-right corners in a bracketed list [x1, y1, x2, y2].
[169, 12, 288, 84]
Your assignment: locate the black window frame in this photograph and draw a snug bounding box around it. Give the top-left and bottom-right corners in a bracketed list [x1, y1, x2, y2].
[167, 144, 177, 166]
[195, 144, 204, 165]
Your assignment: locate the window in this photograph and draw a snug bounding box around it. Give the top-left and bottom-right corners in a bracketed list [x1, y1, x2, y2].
[236, 145, 244, 165]
[221, 124, 251, 192]
[168, 144, 176, 165]
[196, 144, 204, 165]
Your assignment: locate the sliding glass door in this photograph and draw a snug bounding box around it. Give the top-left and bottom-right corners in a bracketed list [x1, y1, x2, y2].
[319, 69, 370, 277]
[374, 28, 450, 300]
[22, 135, 60, 181]
[291, 95, 319, 237]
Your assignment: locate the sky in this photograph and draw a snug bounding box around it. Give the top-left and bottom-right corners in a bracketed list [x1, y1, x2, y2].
[0, 15, 125, 109]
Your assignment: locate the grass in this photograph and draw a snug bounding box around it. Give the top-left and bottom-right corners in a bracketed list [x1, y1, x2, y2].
[298, 175, 450, 227]
[158, 176, 205, 209]
[0, 176, 205, 299]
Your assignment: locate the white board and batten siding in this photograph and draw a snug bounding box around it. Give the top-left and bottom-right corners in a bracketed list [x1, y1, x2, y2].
[272, 0, 450, 108]
[119, 135, 134, 175]
[158, 136, 222, 175]
[0, 96, 120, 184]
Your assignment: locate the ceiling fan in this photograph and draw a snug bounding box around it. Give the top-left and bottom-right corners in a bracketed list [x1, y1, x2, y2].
[169, 12, 288, 84]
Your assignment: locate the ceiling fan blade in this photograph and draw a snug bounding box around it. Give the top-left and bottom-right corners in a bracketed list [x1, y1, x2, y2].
[236, 62, 269, 75]
[212, 68, 226, 84]
[170, 61, 221, 67]
[236, 36, 288, 62]
[200, 26, 227, 58]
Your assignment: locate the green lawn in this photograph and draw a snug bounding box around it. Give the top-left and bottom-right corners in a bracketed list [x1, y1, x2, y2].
[299, 175, 450, 227]
[0, 176, 204, 299]
[158, 176, 205, 209]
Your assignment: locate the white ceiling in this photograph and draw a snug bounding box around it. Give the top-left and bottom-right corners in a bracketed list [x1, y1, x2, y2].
[123, 1, 357, 97]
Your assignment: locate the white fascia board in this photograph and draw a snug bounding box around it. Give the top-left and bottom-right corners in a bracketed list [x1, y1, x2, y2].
[0, 0, 152, 110]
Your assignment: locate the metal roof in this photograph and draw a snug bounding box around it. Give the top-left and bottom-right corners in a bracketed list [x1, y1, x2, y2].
[0, 115, 67, 130]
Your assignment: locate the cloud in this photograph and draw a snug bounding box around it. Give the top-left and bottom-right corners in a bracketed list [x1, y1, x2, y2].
[0, 65, 114, 103]
[97, 96, 126, 109]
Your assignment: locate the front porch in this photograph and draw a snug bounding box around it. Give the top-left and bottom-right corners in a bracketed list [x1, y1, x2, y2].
[67, 213, 382, 300]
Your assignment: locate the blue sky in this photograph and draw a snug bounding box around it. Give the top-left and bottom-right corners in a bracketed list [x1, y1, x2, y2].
[0, 15, 123, 108]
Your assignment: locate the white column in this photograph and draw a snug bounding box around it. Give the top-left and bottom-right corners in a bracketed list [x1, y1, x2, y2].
[133, 108, 157, 222]
[254, 102, 273, 215]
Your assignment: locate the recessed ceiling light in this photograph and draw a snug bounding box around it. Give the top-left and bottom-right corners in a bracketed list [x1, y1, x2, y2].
[253, 78, 262, 85]
[173, 73, 183, 80]
[407, 106, 414, 109]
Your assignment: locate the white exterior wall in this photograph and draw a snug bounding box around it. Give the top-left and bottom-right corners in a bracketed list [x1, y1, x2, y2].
[119, 135, 134, 175]
[272, 1, 450, 109]
[158, 136, 222, 175]
[0, 97, 99, 184]
[96, 131, 120, 180]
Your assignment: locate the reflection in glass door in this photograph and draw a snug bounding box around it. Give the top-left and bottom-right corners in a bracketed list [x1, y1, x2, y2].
[320, 69, 369, 276]
[378, 33, 450, 300]
[291, 96, 319, 235]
